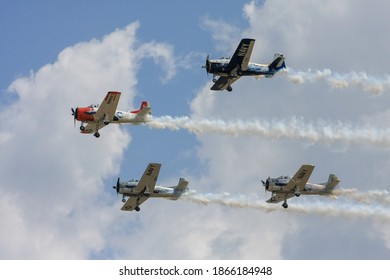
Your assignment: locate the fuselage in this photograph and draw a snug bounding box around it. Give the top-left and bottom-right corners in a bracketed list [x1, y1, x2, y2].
[118, 180, 184, 200]
[264, 177, 334, 196]
[74, 105, 152, 124]
[208, 59, 278, 78]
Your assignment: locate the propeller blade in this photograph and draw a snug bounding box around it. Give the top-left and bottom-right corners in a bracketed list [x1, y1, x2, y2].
[202, 54, 210, 75]
[116, 177, 120, 196]
[71, 108, 77, 127]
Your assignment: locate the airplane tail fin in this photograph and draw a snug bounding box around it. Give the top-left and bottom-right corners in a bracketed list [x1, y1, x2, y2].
[269, 53, 286, 71]
[324, 174, 340, 191]
[174, 178, 189, 192]
[131, 101, 152, 115]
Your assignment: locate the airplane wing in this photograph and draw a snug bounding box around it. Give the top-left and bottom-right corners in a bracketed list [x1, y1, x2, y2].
[94, 91, 121, 122]
[120, 163, 162, 211]
[81, 122, 107, 134]
[285, 164, 315, 193]
[121, 196, 149, 211]
[267, 193, 295, 204]
[210, 76, 241, 91]
[226, 38, 255, 72]
[133, 163, 161, 193]
[80, 91, 121, 134]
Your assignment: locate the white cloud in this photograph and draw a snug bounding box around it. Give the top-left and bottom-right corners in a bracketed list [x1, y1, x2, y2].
[200, 16, 242, 53]
[0, 21, 177, 259]
[135, 41, 176, 83]
[2, 0, 390, 260]
[189, 0, 390, 259]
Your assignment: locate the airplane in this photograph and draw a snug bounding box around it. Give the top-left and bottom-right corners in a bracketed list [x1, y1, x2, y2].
[261, 164, 340, 209]
[113, 163, 190, 212]
[71, 91, 152, 138]
[202, 38, 286, 92]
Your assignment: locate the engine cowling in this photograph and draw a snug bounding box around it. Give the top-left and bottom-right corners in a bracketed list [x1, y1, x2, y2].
[75, 107, 96, 121]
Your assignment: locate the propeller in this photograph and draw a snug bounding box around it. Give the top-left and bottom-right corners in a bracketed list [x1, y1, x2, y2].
[261, 179, 267, 198]
[262, 177, 270, 198]
[71, 107, 77, 127]
[113, 177, 120, 196]
[202, 54, 211, 75]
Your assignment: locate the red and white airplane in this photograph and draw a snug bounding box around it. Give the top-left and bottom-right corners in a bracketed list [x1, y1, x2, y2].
[71, 91, 152, 138]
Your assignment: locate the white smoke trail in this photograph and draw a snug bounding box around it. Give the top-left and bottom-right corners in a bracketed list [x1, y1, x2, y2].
[334, 188, 390, 206]
[283, 68, 390, 95]
[181, 192, 276, 212]
[148, 116, 390, 148]
[180, 192, 390, 221]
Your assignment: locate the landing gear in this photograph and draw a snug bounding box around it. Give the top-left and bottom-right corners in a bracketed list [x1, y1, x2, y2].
[282, 202, 288, 209]
[227, 86, 233, 92]
[94, 132, 100, 138]
[135, 206, 140, 212]
[122, 198, 126, 203]
[104, 120, 110, 125]
[294, 186, 300, 197]
[80, 125, 85, 131]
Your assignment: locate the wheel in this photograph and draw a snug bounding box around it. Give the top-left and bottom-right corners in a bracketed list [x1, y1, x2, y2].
[104, 121, 110, 125]
[80, 125, 85, 131]
[282, 202, 288, 209]
[295, 193, 300, 197]
[122, 198, 126, 203]
[227, 86, 233, 92]
[94, 132, 100, 138]
[135, 206, 140, 212]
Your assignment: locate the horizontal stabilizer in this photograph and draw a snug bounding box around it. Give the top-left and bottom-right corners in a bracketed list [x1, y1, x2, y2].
[269, 53, 286, 71]
[131, 101, 151, 115]
[324, 174, 340, 190]
[175, 178, 189, 191]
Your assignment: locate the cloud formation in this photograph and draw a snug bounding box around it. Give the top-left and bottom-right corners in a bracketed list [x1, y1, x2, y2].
[0, 22, 176, 259]
[191, 0, 390, 259]
[2, 0, 390, 260]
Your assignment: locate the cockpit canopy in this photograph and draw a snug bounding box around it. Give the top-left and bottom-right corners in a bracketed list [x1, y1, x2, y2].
[124, 179, 139, 187]
[87, 104, 99, 108]
[127, 179, 139, 183]
[276, 176, 290, 180]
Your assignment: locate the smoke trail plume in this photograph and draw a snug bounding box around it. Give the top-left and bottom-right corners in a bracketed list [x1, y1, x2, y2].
[334, 188, 390, 206]
[148, 116, 390, 148]
[180, 192, 390, 221]
[283, 68, 390, 95]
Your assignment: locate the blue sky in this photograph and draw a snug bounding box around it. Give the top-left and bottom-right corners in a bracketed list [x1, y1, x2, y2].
[1, 0, 248, 93]
[2, 0, 390, 260]
[0, 0, 249, 177]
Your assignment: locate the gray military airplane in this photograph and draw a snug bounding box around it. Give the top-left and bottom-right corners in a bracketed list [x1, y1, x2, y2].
[261, 164, 340, 208]
[113, 163, 189, 211]
[202, 38, 286, 92]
